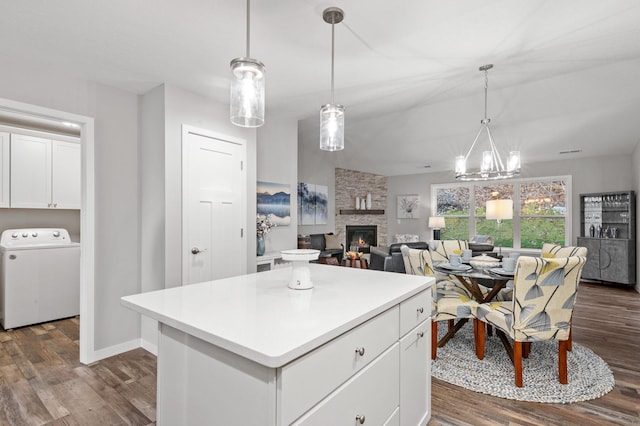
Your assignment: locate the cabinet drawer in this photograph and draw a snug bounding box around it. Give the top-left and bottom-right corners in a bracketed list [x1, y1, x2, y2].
[399, 289, 431, 336]
[279, 306, 399, 425]
[292, 344, 400, 425]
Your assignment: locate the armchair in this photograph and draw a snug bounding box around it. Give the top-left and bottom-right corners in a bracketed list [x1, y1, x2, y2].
[474, 255, 587, 387]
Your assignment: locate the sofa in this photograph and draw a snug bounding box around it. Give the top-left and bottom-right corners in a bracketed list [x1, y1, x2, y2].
[308, 233, 344, 262]
[370, 242, 429, 273]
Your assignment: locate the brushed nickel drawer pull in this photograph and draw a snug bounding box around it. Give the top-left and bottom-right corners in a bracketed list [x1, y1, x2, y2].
[355, 347, 365, 356]
[356, 414, 366, 424]
[417, 331, 425, 338]
[417, 307, 424, 314]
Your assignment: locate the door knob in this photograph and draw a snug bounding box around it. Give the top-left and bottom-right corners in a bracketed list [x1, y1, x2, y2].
[191, 247, 201, 254]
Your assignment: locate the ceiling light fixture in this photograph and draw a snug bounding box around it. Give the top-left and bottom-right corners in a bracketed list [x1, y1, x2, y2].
[230, 0, 265, 128]
[455, 64, 520, 181]
[319, 7, 345, 151]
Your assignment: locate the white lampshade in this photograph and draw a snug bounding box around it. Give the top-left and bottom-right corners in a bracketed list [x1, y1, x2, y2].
[486, 199, 513, 220]
[428, 216, 446, 229]
[230, 58, 265, 128]
[320, 103, 345, 151]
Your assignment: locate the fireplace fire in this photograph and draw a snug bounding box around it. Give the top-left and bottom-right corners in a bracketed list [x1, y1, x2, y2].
[346, 225, 377, 253]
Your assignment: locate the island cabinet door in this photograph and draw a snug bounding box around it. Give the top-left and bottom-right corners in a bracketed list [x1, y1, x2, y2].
[399, 319, 431, 426]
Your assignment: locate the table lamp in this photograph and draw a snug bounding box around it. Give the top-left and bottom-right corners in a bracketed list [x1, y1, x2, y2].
[428, 216, 446, 240]
[486, 199, 513, 256]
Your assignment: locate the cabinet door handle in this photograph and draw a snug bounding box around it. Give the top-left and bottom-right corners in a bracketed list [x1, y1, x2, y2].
[356, 414, 366, 424]
[417, 331, 425, 338]
[355, 347, 365, 356]
[417, 307, 424, 314]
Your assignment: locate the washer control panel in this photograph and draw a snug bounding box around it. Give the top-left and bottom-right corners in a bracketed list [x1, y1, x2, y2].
[0, 228, 72, 247]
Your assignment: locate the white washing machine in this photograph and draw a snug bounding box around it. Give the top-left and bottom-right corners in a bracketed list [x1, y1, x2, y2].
[0, 228, 80, 329]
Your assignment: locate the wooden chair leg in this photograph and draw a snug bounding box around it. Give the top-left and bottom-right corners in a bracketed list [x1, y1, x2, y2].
[431, 320, 438, 360]
[567, 328, 573, 351]
[523, 342, 531, 358]
[514, 341, 523, 387]
[559, 340, 569, 384]
[448, 319, 454, 330]
[474, 319, 486, 360]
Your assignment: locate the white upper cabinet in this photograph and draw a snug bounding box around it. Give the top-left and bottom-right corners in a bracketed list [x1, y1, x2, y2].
[10, 133, 80, 209]
[0, 132, 9, 208]
[52, 140, 81, 209]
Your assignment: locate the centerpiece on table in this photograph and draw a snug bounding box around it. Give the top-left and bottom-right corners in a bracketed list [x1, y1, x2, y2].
[256, 214, 275, 256]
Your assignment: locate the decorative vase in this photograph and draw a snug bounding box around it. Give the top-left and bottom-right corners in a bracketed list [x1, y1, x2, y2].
[366, 193, 372, 209]
[257, 235, 265, 256]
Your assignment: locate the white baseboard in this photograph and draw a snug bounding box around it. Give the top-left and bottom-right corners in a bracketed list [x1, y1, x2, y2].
[141, 338, 158, 356]
[89, 338, 143, 363]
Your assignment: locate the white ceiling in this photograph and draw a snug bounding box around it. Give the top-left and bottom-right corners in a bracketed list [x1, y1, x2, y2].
[2, 1, 640, 176]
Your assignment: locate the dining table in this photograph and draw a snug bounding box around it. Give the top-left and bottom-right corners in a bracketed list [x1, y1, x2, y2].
[433, 260, 514, 348]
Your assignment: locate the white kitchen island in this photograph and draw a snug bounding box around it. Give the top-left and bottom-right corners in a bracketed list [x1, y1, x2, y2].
[121, 263, 433, 426]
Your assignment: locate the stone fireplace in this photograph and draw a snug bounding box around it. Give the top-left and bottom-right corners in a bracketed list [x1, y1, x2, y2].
[346, 225, 377, 253]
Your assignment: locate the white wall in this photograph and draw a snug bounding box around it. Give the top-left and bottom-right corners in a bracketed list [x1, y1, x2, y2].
[0, 59, 141, 354]
[139, 85, 166, 350]
[297, 123, 337, 235]
[0, 209, 81, 242]
[256, 111, 299, 258]
[162, 85, 256, 287]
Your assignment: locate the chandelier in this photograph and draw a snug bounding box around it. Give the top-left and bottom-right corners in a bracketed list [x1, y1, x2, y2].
[319, 7, 345, 151]
[230, 0, 265, 128]
[455, 64, 520, 181]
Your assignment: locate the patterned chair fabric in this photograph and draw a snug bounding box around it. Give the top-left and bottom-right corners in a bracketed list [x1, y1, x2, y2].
[474, 255, 587, 386]
[401, 245, 481, 360]
[541, 243, 588, 258]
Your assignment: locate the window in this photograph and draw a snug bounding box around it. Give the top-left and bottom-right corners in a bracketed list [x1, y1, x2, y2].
[432, 176, 570, 250]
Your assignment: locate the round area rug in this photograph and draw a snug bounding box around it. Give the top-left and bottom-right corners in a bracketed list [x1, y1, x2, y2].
[431, 324, 614, 403]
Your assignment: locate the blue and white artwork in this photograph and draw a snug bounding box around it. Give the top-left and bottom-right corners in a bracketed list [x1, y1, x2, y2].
[315, 185, 328, 225]
[298, 183, 316, 225]
[257, 181, 291, 226]
[298, 183, 328, 225]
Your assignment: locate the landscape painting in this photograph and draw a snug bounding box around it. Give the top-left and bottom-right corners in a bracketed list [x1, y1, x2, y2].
[298, 183, 316, 225]
[257, 181, 291, 226]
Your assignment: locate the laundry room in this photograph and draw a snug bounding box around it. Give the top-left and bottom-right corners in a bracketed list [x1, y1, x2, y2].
[0, 112, 81, 330]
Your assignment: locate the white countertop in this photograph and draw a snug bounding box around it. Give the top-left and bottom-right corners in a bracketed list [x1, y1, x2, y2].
[121, 264, 432, 368]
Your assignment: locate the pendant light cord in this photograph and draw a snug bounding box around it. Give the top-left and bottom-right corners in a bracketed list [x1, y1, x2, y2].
[484, 68, 489, 121]
[246, 0, 251, 57]
[330, 14, 335, 104]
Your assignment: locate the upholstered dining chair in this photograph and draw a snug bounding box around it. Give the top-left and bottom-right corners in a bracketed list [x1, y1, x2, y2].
[401, 245, 481, 360]
[474, 255, 587, 387]
[541, 243, 588, 258]
[429, 239, 469, 264]
[541, 243, 588, 350]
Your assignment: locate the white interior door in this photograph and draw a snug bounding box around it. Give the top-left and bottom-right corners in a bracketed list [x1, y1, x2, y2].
[182, 126, 246, 285]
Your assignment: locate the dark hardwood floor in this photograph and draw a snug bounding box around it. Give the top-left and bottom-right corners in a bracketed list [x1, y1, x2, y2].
[0, 282, 638, 425]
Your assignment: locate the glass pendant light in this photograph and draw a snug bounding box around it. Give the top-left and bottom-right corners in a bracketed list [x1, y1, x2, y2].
[230, 0, 265, 127]
[319, 7, 345, 151]
[455, 64, 521, 180]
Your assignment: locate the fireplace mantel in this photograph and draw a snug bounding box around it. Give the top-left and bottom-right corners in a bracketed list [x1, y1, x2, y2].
[339, 209, 385, 215]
